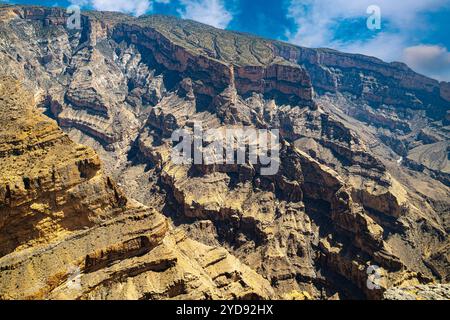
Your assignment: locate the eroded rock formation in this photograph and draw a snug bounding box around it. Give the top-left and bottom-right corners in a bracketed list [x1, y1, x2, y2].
[0, 77, 274, 300]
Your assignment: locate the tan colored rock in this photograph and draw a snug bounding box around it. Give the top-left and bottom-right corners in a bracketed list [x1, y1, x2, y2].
[0, 77, 274, 300]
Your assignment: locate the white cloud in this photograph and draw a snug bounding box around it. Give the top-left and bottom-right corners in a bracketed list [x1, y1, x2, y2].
[70, 0, 155, 16]
[69, 0, 233, 27]
[403, 45, 450, 81]
[287, 0, 449, 47]
[286, 0, 450, 80]
[178, 0, 232, 29]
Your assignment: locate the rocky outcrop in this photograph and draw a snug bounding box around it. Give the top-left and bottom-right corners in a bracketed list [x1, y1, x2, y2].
[0, 77, 274, 300]
[384, 284, 450, 300]
[136, 91, 429, 299]
[440, 82, 450, 102]
[233, 61, 314, 105]
[272, 45, 449, 120]
[12, 5, 68, 25]
[0, 77, 124, 256]
[112, 25, 315, 107]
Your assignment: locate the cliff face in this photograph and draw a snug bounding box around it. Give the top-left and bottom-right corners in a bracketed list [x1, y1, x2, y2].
[0, 5, 449, 300]
[0, 76, 274, 300]
[0, 77, 125, 256]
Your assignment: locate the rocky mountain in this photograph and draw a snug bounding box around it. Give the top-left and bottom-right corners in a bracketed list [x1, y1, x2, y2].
[0, 5, 449, 300]
[0, 76, 274, 300]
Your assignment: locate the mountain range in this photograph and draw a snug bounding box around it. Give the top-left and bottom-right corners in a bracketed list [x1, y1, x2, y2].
[0, 4, 449, 300]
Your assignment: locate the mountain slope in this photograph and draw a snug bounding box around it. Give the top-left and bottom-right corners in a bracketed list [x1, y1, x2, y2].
[0, 76, 274, 300]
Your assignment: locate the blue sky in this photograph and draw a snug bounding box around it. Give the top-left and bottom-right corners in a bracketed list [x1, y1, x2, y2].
[2, 0, 450, 81]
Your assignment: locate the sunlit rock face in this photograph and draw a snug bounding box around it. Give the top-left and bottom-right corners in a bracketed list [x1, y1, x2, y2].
[0, 5, 448, 300]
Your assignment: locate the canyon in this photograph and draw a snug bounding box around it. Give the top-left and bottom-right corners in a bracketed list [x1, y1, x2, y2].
[0, 5, 449, 300]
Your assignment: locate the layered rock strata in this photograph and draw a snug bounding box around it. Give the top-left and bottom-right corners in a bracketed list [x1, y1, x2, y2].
[0, 77, 274, 300]
[0, 5, 448, 300]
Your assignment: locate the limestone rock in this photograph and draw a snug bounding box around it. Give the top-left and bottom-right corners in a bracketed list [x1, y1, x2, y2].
[0, 77, 274, 300]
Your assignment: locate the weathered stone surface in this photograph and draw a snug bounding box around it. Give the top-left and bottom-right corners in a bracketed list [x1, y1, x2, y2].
[384, 284, 450, 300]
[0, 77, 120, 256]
[0, 77, 274, 300]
